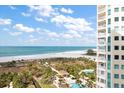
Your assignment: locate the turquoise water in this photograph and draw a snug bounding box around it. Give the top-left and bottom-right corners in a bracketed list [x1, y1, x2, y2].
[0, 46, 96, 57]
[71, 83, 81, 88]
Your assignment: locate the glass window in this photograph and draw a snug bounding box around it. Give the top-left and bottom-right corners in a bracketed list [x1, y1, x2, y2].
[114, 36, 119, 40]
[122, 7, 124, 11]
[114, 55, 119, 60]
[108, 36, 111, 43]
[114, 64, 119, 69]
[114, 8, 119, 12]
[121, 65, 124, 69]
[122, 55, 124, 60]
[122, 17, 124, 21]
[114, 46, 119, 50]
[107, 73, 111, 81]
[122, 36, 124, 40]
[108, 19, 111, 24]
[107, 73, 111, 87]
[114, 26, 119, 31]
[121, 74, 124, 79]
[115, 17, 119, 22]
[114, 74, 119, 79]
[121, 26, 124, 31]
[121, 84, 124, 88]
[108, 28, 111, 33]
[121, 46, 124, 50]
[108, 55, 111, 61]
[108, 9, 111, 15]
[114, 83, 119, 88]
[108, 46, 111, 52]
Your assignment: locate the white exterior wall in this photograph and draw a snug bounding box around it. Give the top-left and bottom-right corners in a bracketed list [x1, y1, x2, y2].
[97, 5, 124, 88]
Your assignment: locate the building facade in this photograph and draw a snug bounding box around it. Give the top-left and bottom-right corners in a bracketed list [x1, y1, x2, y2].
[97, 5, 124, 88]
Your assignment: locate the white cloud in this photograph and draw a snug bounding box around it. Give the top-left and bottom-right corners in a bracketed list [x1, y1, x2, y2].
[28, 5, 55, 17]
[68, 30, 82, 38]
[9, 32, 22, 36]
[43, 30, 59, 38]
[60, 8, 74, 14]
[0, 18, 12, 25]
[62, 34, 73, 39]
[25, 38, 40, 44]
[21, 12, 31, 17]
[35, 17, 44, 22]
[13, 24, 34, 33]
[3, 28, 9, 31]
[51, 14, 93, 33]
[47, 32, 59, 38]
[9, 5, 16, 10]
[29, 35, 34, 38]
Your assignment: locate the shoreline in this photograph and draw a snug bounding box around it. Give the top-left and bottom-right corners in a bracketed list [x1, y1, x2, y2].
[0, 50, 97, 63]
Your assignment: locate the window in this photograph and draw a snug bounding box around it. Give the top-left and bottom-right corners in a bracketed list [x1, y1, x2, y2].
[121, 84, 124, 88]
[122, 55, 124, 60]
[114, 74, 119, 79]
[122, 36, 124, 40]
[114, 17, 119, 22]
[114, 26, 119, 31]
[108, 28, 111, 33]
[121, 46, 124, 50]
[107, 73, 111, 88]
[100, 79, 105, 83]
[121, 26, 124, 31]
[108, 19, 111, 24]
[114, 64, 119, 69]
[108, 36, 111, 43]
[108, 46, 111, 51]
[114, 55, 119, 60]
[108, 9, 111, 15]
[114, 8, 119, 12]
[121, 65, 124, 69]
[122, 17, 124, 21]
[121, 74, 124, 79]
[114, 83, 119, 88]
[114, 46, 119, 50]
[101, 71, 104, 75]
[122, 7, 124, 11]
[114, 36, 119, 40]
[108, 55, 111, 61]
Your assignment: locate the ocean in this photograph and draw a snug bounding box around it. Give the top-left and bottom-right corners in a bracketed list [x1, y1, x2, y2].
[0, 46, 96, 57]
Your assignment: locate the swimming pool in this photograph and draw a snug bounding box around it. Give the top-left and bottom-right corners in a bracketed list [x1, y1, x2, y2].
[71, 83, 81, 88]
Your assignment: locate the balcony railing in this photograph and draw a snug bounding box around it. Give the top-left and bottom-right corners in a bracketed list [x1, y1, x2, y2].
[98, 33, 106, 37]
[98, 42, 105, 45]
[99, 49, 106, 52]
[98, 57, 106, 62]
[98, 65, 106, 70]
[98, 5, 106, 13]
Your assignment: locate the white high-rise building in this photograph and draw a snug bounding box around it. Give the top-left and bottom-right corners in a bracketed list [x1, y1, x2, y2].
[97, 5, 124, 88]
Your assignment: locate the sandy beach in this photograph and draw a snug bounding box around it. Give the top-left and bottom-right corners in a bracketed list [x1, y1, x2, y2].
[0, 50, 96, 63]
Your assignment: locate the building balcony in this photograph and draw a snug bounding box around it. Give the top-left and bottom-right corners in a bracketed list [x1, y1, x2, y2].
[98, 50, 106, 54]
[98, 16, 106, 22]
[98, 65, 106, 70]
[98, 57, 106, 63]
[96, 81, 106, 88]
[98, 29, 106, 32]
[98, 5, 106, 13]
[98, 26, 106, 30]
[98, 71, 105, 78]
[97, 74, 106, 80]
[98, 43, 106, 46]
[98, 59, 106, 63]
[98, 33, 106, 38]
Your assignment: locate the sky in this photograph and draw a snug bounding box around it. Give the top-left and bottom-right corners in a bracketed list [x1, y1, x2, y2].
[0, 5, 96, 46]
